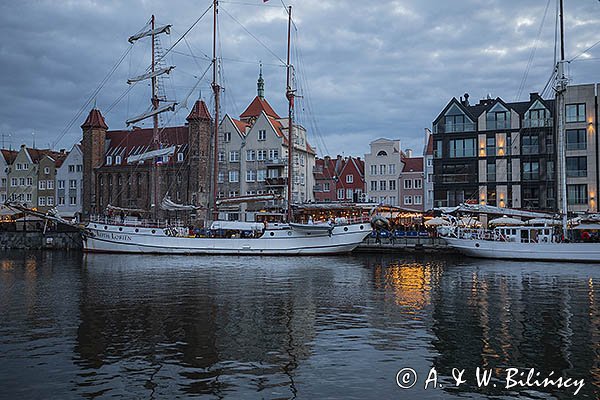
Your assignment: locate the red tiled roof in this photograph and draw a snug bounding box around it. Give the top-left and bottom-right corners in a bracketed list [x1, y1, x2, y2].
[402, 157, 423, 172]
[240, 96, 280, 120]
[1, 149, 18, 164]
[54, 153, 68, 168]
[425, 135, 434, 155]
[232, 118, 250, 135]
[104, 126, 189, 166]
[186, 100, 212, 121]
[81, 108, 108, 130]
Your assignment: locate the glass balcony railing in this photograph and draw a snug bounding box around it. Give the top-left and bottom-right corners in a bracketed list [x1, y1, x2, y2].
[523, 118, 553, 128]
[433, 122, 476, 133]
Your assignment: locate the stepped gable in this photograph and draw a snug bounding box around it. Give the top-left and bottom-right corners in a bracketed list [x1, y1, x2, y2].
[81, 108, 108, 130]
[240, 96, 280, 120]
[186, 100, 212, 121]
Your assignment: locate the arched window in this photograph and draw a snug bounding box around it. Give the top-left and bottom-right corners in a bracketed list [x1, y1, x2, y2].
[377, 150, 387, 157]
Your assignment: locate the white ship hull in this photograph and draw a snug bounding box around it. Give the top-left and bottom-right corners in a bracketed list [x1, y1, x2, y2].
[82, 221, 371, 255]
[444, 237, 600, 262]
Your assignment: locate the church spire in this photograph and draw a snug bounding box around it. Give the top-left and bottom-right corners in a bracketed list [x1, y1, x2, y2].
[257, 62, 264, 99]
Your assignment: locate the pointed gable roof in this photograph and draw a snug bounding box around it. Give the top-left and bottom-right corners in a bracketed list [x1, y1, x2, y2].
[401, 157, 423, 173]
[1, 149, 18, 165]
[81, 108, 108, 130]
[186, 100, 212, 121]
[425, 134, 434, 156]
[433, 97, 476, 125]
[240, 96, 280, 120]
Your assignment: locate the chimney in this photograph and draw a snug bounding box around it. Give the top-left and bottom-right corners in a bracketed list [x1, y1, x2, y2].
[406, 148, 413, 158]
[464, 93, 470, 106]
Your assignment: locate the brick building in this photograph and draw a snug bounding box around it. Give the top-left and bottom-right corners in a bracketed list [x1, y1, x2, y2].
[313, 156, 365, 203]
[81, 100, 212, 222]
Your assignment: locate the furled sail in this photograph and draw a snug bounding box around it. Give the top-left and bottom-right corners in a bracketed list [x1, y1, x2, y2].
[127, 66, 175, 84]
[160, 196, 203, 211]
[128, 24, 172, 43]
[126, 102, 177, 125]
[127, 145, 176, 164]
[106, 204, 148, 214]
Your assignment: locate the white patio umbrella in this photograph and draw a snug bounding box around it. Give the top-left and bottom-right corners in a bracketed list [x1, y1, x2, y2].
[526, 218, 561, 226]
[424, 217, 450, 227]
[488, 216, 524, 226]
[458, 216, 481, 227]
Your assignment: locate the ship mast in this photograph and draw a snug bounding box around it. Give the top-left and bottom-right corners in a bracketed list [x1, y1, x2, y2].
[151, 14, 160, 220]
[286, 6, 294, 222]
[211, 0, 221, 222]
[555, 0, 568, 234]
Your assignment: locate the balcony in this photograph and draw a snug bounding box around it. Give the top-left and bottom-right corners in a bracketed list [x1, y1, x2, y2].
[436, 174, 471, 184]
[266, 158, 287, 167]
[486, 121, 511, 130]
[434, 122, 476, 134]
[523, 118, 553, 128]
[265, 177, 287, 187]
[567, 169, 587, 177]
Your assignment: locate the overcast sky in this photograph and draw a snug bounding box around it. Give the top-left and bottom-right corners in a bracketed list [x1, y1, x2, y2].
[1, 0, 599, 157]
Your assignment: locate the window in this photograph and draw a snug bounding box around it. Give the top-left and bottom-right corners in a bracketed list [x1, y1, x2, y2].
[444, 114, 474, 132]
[47, 180, 54, 189]
[389, 196, 396, 205]
[47, 196, 54, 206]
[246, 170, 256, 182]
[76, 165, 82, 172]
[523, 161, 539, 180]
[70, 196, 77, 205]
[58, 197, 65, 205]
[0, 178, 5, 188]
[246, 150, 255, 161]
[370, 181, 377, 191]
[257, 150, 267, 161]
[258, 130, 267, 140]
[379, 180, 387, 191]
[27, 177, 32, 186]
[566, 129, 586, 150]
[346, 189, 353, 199]
[428, 173, 433, 183]
[69, 165, 75, 173]
[568, 184, 588, 205]
[449, 138, 476, 158]
[566, 103, 586, 123]
[223, 132, 231, 142]
[106, 156, 112, 165]
[228, 171, 239, 182]
[389, 164, 396, 175]
[268, 169, 278, 178]
[566, 156, 587, 177]
[58, 180, 65, 189]
[44, 167, 50, 174]
[404, 195, 413, 205]
[486, 137, 495, 155]
[16, 163, 22, 171]
[39, 180, 46, 190]
[115, 155, 121, 164]
[404, 179, 412, 189]
[269, 149, 279, 160]
[346, 175, 354, 183]
[414, 179, 422, 189]
[427, 159, 433, 167]
[69, 179, 77, 189]
[11, 178, 17, 187]
[487, 163, 496, 182]
[257, 169, 266, 182]
[414, 195, 422, 205]
[217, 172, 225, 183]
[521, 134, 539, 155]
[229, 151, 239, 162]
[389, 180, 396, 191]
[218, 152, 226, 162]
[38, 197, 46, 206]
[337, 189, 344, 200]
[486, 111, 509, 130]
[19, 178, 25, 186]
[379, 164, 386, 175]
[434, 140, 442, 158]
[525, 107, 551, 127]
[370, 165, 377, 175]
[177, 153, 184, 162]
[376, 150, 387, 156]
[323, 182, 330, 192]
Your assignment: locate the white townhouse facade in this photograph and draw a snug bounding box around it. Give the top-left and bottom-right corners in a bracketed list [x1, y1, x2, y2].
[55, 144, 83, 219]
[364, 138, 403, 206]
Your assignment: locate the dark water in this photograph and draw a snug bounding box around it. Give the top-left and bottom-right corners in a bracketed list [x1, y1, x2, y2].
[1, 251, 599, 399]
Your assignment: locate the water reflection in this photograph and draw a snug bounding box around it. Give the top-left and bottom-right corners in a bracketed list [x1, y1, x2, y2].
[1, 251, 599, 399]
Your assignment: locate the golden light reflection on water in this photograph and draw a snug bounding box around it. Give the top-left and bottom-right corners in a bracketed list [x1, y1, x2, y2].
[374, 261, 443, 311]
[1, 260, 14, 271]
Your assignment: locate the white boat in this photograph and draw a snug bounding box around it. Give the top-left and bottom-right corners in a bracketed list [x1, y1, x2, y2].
[83, 218, 370, 255]
[80, 5, 372, 255]
[443, 225, 600, 262]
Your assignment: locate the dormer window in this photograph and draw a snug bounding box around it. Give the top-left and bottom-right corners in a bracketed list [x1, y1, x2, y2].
[115, 155, 122, 164]
[44, 167, 50, 174]
[486, 103, 511, 130]
[346, 174, 354, 183]
[177, 152, 184, 162]
[106, 156, 112, 165]
[525, 100, 551, 127]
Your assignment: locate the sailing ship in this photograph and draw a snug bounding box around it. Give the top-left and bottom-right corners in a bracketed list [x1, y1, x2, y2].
[440, 0, 600, 262]
[80, 2, 371, 254]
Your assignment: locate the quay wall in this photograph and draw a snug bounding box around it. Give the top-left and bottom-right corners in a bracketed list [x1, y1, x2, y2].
[0, 231, 83, 251]
[356, 236, 455, 253]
